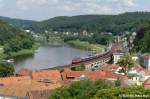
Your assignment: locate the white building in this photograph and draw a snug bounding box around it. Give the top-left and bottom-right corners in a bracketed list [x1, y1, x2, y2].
[113, 52, 139, 64]
[113, 52, 124, 64]
[24, 30, 30, 33]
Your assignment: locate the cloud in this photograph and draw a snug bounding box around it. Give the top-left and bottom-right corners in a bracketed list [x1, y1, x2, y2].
[0, 0, 4, 8]
[15, 0, 136, 12]
[12, 0, 138, 20]
[16, 0, 59, 10]
[110, 0, 136, 7]
[58, 0, 136, 14]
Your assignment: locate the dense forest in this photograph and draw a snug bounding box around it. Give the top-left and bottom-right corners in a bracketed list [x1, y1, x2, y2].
[28, 12, 150, 34]
[0, 20, 34, 54]
[1, 12, 150, 35]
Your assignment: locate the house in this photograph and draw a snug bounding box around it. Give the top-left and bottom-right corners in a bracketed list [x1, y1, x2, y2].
[113, 52, 138, 64]
[138, 70, 150, 82]
[31, 70, 62, 82]
[113, 52, 124, 64]
[105, 71, 127, 80]
[82, 30, 88, 36]
[102, 64, 144, 86]
[26, 89, 53, 99]
[0, 70, 63, 98]
[17, 68, 31, 76]
[0, 79, 61, 98]
[62, 68, 106, 81]
[62, 68, 127, 85]
[101, 64, 120, 71]
[127, 72, 142, 86]
[124, 65, 144, 86]
[143, 54, 150, 70]
[101, 64, 125, 75]
[0, 76, 30, 86]
[144, 77, 150, 89]
[25, 30, 30, 33]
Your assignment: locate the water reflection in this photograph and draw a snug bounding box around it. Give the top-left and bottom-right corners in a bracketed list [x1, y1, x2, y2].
[14, 45, 89, 71]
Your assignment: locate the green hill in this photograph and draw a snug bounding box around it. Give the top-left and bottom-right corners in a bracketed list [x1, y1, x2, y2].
[0, 16, 37, 29]
[29, 12, 150, 34]
[1, 12, 150, 35]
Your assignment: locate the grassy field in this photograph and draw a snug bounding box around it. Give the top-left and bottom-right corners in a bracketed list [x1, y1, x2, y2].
[67, 39, 106, 53]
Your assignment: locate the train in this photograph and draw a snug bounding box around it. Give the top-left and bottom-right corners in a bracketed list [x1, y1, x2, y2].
[72, 51, 112, 64]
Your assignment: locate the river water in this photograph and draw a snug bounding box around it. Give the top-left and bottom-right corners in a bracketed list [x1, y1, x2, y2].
[14, 44, 89, 71]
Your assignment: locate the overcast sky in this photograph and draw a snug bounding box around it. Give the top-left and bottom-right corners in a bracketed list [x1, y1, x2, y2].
[0, 0, 149, 21]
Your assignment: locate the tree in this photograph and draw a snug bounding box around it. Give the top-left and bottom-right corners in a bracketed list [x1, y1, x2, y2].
[72, 64, 85, 71]
[115, 78, 121, 87]
[49, 80, 150, 99]
[0, 20, 34, 55]
[132, 21, 150, 53]
[93, 86, 150, 99]
[0, 61, 14, 77]
[49, 80, 109, 99]
[117, 54, 134, 72]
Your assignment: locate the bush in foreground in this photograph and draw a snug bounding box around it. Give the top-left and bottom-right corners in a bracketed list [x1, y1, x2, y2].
[49, 80, 150, 99]
[0, 61, 14, 77]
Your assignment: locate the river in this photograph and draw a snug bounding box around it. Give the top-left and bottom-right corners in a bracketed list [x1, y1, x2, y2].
[14, 44, 89, 71]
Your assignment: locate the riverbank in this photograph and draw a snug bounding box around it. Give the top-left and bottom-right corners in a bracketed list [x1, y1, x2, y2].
[0, 43, 40, 59]
[67, 39, 106, 53]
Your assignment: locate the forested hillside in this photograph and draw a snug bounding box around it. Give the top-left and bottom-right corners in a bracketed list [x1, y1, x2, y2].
[0, 20, 34, 54]
[0, 16, 36, 29]
[29, 12, 150, 34]
[1, 12, 150, 35]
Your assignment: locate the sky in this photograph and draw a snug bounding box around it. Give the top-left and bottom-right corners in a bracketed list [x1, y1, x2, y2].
[0, 0, 150, 21]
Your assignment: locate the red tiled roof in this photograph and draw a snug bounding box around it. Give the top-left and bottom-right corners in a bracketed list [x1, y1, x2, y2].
[32, 70, 62, 81]
[132, 64, 144, 72]
[105, 71, 127, 80]
[101, 64, 120, 71]
[144, 70, 150, 75]
[18, 68, 31, 76]
[0, 80, 61, 97]
[26, 89, 53, 99]
[0, 76, 30, 86]
[62, 68, 127, 81]
[144, 77, 150, 85]
[66, 71, 106, 80]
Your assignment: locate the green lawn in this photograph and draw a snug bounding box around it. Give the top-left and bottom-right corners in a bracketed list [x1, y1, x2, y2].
[67, 39, 106, 53]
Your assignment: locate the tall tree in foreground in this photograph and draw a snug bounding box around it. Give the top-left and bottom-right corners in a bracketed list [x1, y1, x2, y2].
[49, 80, 109, 99]
[0, 61, 14, 77]
[117, 54, 134, 73]
[49, 80, 150, 99]
[132, 21, 150, 53]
